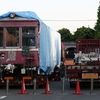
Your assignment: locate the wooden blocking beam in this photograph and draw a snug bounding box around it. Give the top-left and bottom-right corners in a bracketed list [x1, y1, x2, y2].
[22, 76, 32, 80]
[4, 76, 13, 80]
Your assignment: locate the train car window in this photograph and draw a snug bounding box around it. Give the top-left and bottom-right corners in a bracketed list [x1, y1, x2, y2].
[22, 27, 35, 47]
[0, 27, 3, 47]
[6, 27, 19, 47]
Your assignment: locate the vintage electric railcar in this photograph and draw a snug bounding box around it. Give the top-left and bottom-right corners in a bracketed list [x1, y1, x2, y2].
[0, 11, 61, 86]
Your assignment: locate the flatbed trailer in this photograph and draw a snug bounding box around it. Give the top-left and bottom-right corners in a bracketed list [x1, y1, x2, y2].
[66, 39, 100, 87]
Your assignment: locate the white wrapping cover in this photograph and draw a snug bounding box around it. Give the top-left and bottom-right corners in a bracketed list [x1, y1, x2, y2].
[0, 11, 61, 72]
[40, 26, 61, 72]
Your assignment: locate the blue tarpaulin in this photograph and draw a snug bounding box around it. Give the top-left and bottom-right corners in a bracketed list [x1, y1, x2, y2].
[0, 11, 61, 72]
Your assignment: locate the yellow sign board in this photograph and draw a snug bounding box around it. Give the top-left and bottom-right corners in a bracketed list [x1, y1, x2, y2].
[82, 73, 98, 79]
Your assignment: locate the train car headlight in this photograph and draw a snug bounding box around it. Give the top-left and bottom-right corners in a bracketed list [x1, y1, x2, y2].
[0, 52, 5, 57]
[9, 13, 15, 18]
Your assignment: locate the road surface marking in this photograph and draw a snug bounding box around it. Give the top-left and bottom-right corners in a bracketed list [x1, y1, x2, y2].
[0, 96, 7, 99]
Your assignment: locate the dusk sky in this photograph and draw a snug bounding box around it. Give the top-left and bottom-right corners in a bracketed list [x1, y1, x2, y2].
[0, 0, 99, 34]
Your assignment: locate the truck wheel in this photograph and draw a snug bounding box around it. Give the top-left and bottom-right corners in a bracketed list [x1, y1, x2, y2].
[70, 83, 75, 88]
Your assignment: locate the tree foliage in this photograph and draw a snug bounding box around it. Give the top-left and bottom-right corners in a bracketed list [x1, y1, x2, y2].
[94, 5, 100, 38]
[74, 26, 95, 40]
[58, 27, 95, 42]
[58, 28, 73, 42]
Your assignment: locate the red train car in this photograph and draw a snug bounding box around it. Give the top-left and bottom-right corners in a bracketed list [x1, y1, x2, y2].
[0, 11, 61, 87]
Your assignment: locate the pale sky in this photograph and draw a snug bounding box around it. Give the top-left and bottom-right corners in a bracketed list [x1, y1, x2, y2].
[0, 0, 99, 34]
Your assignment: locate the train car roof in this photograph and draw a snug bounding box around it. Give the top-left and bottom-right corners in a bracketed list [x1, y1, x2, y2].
[0, 11, 40, 20]
[0, 17, 38, 21]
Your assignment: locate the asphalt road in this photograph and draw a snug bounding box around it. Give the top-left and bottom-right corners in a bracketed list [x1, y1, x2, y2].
[0, 80, 100, 100]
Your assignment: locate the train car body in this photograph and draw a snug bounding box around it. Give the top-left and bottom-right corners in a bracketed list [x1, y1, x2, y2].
[0, 11, 61, 86]
[66, 39, 100, 87]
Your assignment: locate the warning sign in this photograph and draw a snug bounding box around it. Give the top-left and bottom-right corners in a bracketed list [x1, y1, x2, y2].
[82, 73, 98, 79]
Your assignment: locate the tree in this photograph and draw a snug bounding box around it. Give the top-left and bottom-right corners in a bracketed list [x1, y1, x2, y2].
[58, 28, 73, 42]
[74, 26, 95, 40]
[94, 5, 100, 38]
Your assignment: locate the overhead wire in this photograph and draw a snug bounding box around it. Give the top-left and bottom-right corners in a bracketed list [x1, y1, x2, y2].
[42, 19, 97, 22]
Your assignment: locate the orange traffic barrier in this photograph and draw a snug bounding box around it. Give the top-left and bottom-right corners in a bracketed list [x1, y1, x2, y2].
[73, 79, 82, 95]
[4, 76, 14, 94]
[42, 78, 53, 94]
[18, 78, 28, 94]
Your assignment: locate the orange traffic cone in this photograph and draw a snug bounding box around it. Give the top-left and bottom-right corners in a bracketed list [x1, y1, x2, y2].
[18, 78, 28, 94]
[42, 78, 53, 94]
[73, 79, 82, 95]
